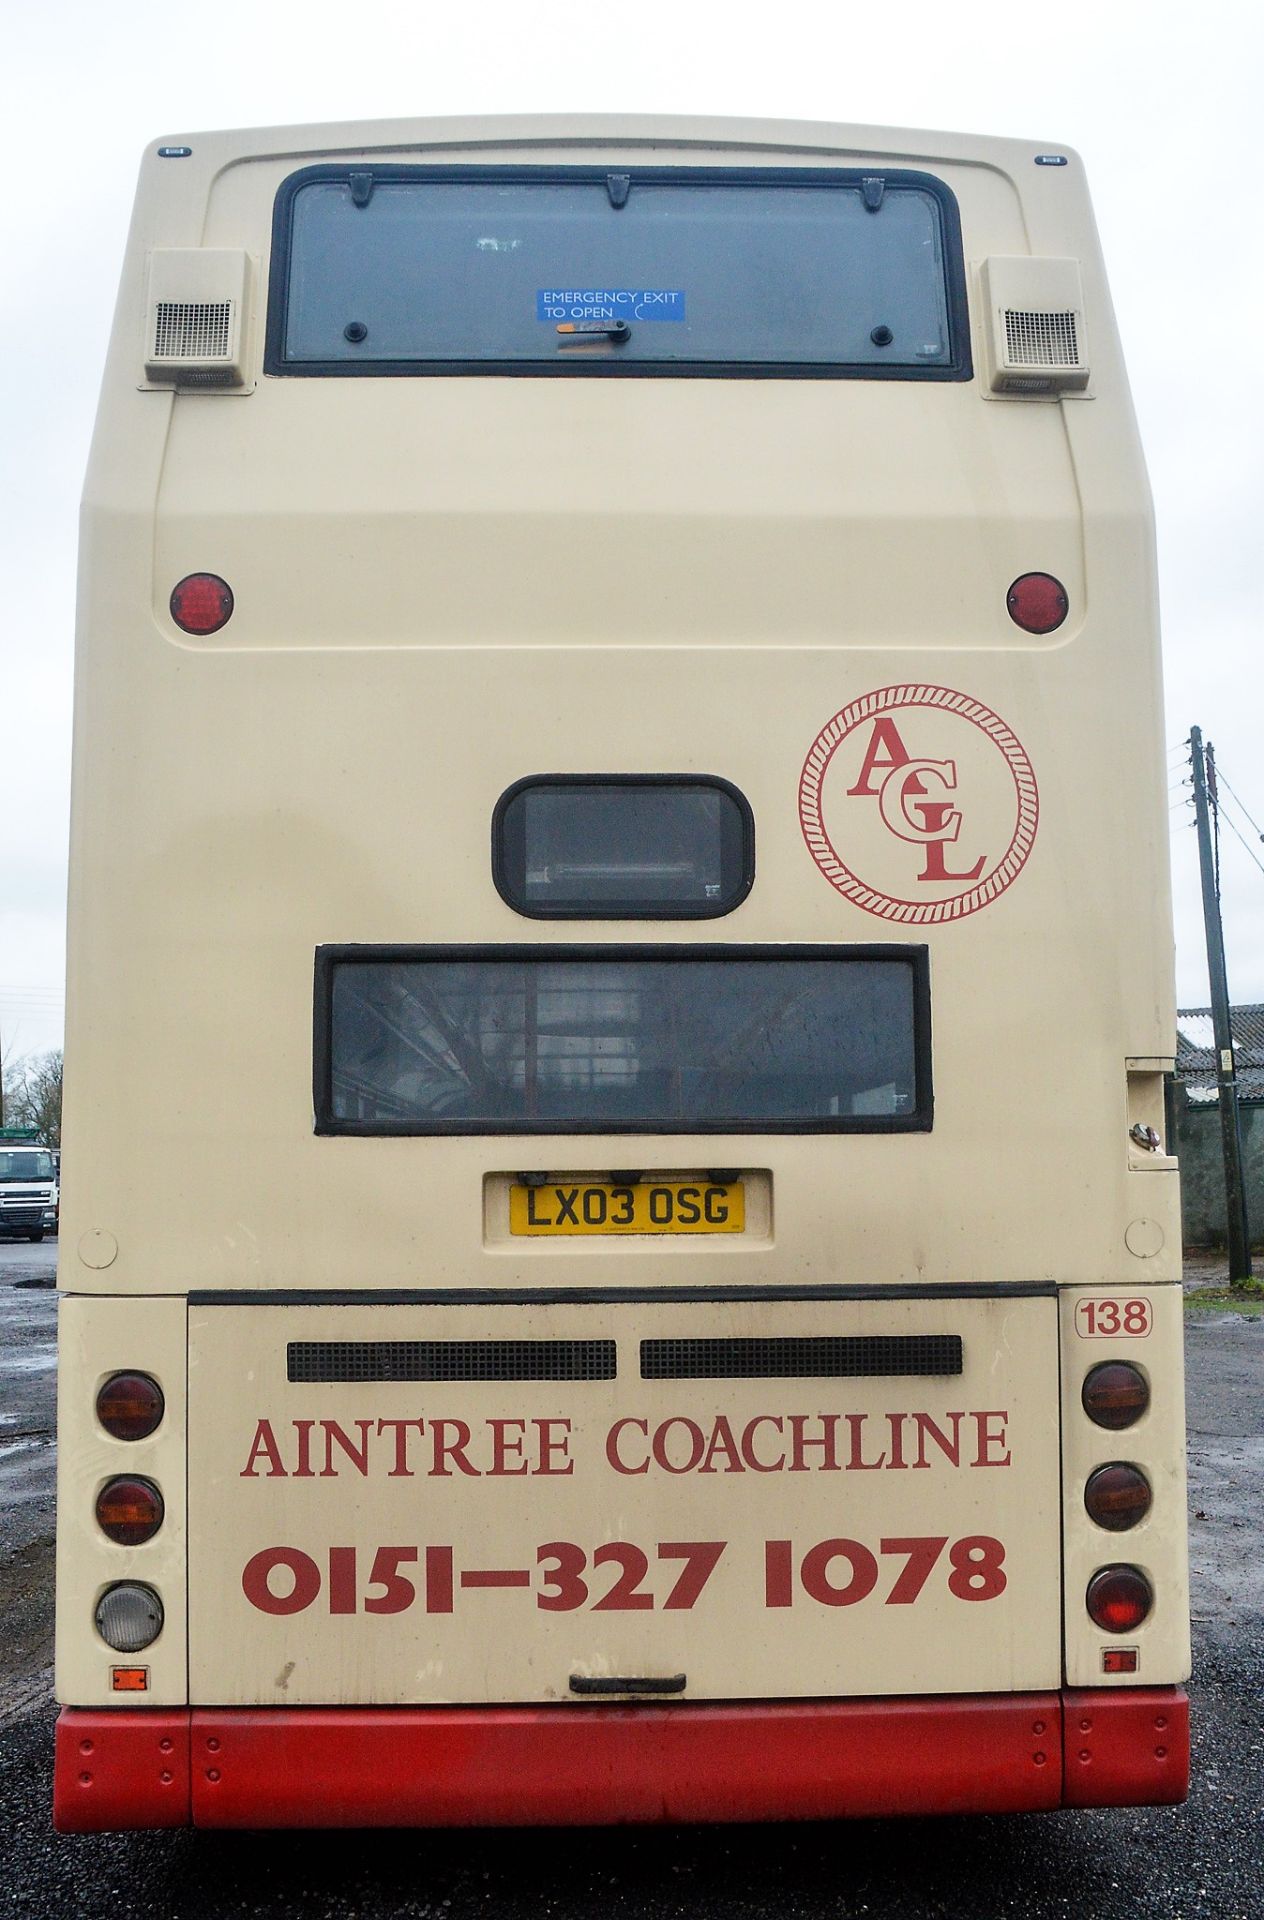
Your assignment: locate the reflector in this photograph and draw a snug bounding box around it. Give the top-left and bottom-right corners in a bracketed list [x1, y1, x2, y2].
[170, 572, 234, 634]
[1006, 572, 1068, 634]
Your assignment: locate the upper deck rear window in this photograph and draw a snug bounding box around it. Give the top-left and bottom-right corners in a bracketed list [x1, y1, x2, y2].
[267, 166, 969, 378]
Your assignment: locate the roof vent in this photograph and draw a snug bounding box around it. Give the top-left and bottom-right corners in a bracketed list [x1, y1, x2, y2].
[143, 249, 252, 389]
[981, 256, 1089, 396]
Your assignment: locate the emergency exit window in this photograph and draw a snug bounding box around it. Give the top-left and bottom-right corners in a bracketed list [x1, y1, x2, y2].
[493, 776, 754, 918]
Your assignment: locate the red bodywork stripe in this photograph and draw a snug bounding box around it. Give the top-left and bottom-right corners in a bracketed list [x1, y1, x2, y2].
[53, 1688, 1189, 1833]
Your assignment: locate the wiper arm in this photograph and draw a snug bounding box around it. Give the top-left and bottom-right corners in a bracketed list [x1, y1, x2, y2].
[556, 320, 631, 346]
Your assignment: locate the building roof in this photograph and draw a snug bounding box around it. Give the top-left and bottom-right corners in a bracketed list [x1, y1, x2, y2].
[1176, 1005, 1264, 1103]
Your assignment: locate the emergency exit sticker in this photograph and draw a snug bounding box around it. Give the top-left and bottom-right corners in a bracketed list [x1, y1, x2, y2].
[537, 289, 686, 323]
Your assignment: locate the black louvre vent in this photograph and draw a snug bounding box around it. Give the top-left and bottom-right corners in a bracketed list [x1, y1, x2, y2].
[288, 1339, 617, 1384]
[640, 1334, 962, 1381]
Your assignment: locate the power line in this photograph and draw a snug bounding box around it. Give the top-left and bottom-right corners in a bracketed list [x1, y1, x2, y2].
[1218, 804, 1264, 881]
[1214, 764, 1264, 841]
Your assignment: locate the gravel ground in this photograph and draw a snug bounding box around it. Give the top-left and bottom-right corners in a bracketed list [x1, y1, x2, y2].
[2, 1245, 1261, 1919]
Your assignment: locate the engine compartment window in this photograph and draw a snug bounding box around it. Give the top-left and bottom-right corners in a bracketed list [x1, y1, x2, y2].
[268, 165, 969, 379]
[316, 944, 932, 1135]
[493, 776, 754, 918]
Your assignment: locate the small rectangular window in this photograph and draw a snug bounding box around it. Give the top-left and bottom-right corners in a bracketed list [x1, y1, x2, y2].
[315, 944, 932, 1136]
[494, 777, 753, 918]
[267, 165, 970, 380]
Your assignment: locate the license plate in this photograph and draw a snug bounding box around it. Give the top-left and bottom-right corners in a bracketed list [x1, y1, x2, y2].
[509, 1179, 744, 1237]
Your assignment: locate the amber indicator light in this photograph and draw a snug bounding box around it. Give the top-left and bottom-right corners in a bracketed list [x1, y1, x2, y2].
[111, 1666, 150, 1692]
[1081, 1360, 1150, 1431]
[1007, 571, 1068, 634]
[1084, 1462, 1152, 1531]
[96, 1476, 164, 1546]
[96, 1371, 165, 1440]
[1086, 1565, 1153, 1633]
[170, 572, 234, 635]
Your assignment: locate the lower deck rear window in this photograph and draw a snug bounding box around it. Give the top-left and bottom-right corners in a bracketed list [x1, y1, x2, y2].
[316, 945, 931, 1135]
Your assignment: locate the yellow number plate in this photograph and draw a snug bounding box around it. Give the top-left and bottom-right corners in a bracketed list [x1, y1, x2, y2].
[509, 1179, 744, 1237]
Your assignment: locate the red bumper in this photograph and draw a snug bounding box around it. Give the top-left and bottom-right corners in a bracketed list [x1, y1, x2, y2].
[53, 1687, 1189, 1832]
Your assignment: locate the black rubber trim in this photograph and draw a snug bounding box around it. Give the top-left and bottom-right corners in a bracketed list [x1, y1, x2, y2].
[490, 773, 755, 921]
[189, 1282, 1058, 1307]
[266, 163, 972, 384]
[313, 941, 933, 1138]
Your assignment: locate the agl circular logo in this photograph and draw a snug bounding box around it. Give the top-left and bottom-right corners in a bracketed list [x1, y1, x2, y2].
[799, 685, 1039, 924]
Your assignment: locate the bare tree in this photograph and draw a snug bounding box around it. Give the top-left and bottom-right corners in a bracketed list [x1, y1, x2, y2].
[2, 1050, 63, 1148]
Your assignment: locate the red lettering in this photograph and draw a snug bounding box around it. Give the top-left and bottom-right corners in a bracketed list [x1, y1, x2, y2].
[533, 1418, 574, 1476]
[606, 1417, 650, 1475]
[376, 1417, 424, 1477]
[364, 1546, 418, 1614]
[788, 1413, 840, 1472]
[918, 820, 986, 883]
[489, 1418, 530, 1477]
[698, 1415, 743, 1474]
[320, 1419, 373, 1478]
[741, 1415, 786, 1472]
[912, 1411, 963, 1468]
[801, 1539, 880, 1607]
[240, 1418, 287, 1479]
[658, 1541, 726, 1610]
[846, 717, 912, 796]
[242, 1546, 320, 1615]
[429, 1419, 480, 1478]
[880, 1536, 947, 1603]
[885, 1412, 910, 1469]
[652, 1418, 706, 1475]
[844, 1413, 887, 1471]
[425, 1545, 454, 1614]
[293, 1419, 316, 1478]
[972, 1411, 1012, 1467]
[328, 1545, 357, 1614]
[765, 1539, 794, 1608]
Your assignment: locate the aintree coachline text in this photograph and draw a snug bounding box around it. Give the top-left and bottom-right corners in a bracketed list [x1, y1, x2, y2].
[240, 1410, 1013, 1479]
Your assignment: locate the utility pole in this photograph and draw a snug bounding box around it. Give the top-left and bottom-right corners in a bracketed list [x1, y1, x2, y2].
[1189, 727, 1252, 1281]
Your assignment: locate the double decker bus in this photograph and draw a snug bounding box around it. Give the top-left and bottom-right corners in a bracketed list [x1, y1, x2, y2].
[55, 115, 1190, 1831]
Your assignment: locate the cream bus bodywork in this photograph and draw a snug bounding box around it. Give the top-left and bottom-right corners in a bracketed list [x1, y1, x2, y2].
[56, 116, 1188, 1829]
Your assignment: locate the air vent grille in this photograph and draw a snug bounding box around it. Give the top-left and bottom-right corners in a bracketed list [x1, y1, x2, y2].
[287, 1338, 617, 1384]
[640, 1334, 962, 1381]
[152, 300, 233, 362]
[1004, 308, 1080, 369]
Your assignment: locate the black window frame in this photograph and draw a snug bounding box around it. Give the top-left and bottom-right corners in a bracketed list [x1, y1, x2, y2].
[313, 942, 933, 1137]
[491, 774, 755, 920]
[266, 163, 972, 383]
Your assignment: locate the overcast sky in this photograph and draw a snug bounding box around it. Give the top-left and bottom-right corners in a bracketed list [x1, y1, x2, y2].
[3, 0, 1262, 1066]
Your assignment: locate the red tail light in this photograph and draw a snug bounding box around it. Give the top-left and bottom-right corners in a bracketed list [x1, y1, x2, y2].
[96, 1372, 165, 1440]
[96, 1476, 164, 1545]
[1081, 1361, 1149, 1430]
[1084, 1462, 1152, 1531]
[1007, 572, 1068, 633]
[170, 572, 233, 634]
[1086, 1565, 1153, 1633]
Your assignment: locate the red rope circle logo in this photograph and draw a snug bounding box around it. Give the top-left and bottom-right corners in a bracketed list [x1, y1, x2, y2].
[799, 685, 1040, 924]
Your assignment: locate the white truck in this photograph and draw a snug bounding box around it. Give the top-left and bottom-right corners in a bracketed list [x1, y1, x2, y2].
[0, 1139, 58, 1242]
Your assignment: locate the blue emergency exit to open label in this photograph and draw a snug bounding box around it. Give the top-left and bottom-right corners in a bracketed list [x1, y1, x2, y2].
[537, 290, 686, 323]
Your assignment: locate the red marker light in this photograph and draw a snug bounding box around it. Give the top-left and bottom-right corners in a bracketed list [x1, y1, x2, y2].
[1086, 1565, 1153, 1634]
[1084, 1462, 1152, 1531]
[1007, 572, 1068, 634]
[170, 572, 233, 634]
[1081, 1361, 1150, 1431]
[96, 1372, 165, 1440]
[96, 1476, 165, 1546]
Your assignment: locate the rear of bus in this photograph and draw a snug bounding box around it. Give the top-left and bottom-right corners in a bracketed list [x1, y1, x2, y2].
[54, 116, 1190, 1831]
